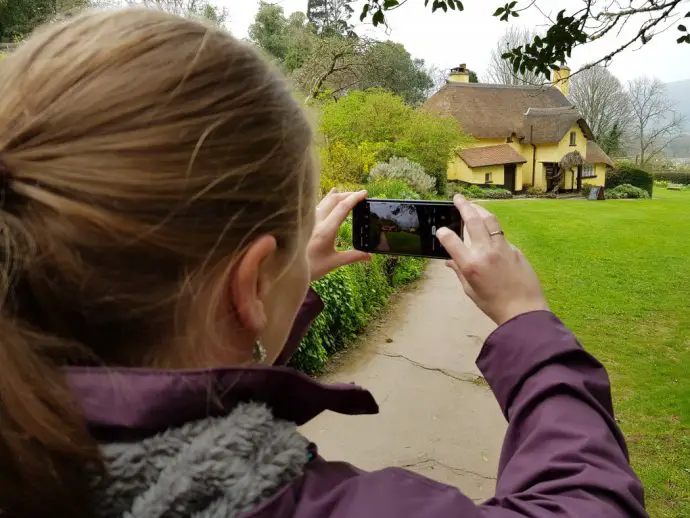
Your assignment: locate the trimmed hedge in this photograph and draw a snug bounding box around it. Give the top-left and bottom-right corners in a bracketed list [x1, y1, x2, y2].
[449, 183, 513, 199]
[289, 230, 426, 374]
[606, 164, 654, 196]
[653, 170, 690, 185]
[289, 182, 426, 374]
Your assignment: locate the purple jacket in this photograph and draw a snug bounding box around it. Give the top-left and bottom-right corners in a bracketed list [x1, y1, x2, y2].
[67, 289, 648, 518]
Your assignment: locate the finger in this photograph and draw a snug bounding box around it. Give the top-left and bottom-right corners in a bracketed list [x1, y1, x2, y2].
[316, 190, 349, 223]
[437, 226, 470, 267]
[473, 204, 507, 245]
[321, 190, 367, 235]
[330, 250, 372, 269]
[453, 195, 490, 247]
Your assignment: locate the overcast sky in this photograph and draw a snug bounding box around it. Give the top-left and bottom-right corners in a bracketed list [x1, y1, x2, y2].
[220, 0, 690, 84]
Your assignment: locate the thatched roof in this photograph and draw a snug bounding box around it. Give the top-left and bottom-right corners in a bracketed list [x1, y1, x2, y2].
[457, 144, 527, 168]
[586, 140, 615, 167]
[424, 83, 594, 143]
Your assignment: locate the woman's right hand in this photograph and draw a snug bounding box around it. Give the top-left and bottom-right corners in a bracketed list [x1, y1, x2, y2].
[436, 195, 549, 326]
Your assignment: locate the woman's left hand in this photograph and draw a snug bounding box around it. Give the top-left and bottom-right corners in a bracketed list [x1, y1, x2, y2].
[308, 189, 371, 282]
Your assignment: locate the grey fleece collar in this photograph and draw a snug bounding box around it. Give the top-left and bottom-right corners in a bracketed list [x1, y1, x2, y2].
[92, 402, 311, 518]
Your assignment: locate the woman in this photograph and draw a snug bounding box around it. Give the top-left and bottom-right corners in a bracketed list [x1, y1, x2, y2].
[0, 9, 647, 518]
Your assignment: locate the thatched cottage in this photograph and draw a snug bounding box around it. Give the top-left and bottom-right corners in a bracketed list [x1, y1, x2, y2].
[425, 64, 614, 193]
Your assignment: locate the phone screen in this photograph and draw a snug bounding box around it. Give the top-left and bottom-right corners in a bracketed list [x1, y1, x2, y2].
[353, 199, 463, 259]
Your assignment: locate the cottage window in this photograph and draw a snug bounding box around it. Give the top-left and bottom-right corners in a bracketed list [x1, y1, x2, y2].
[569, 132, 577, 146]
[582, 165, 596, 178]
[485, 172, 493, 183]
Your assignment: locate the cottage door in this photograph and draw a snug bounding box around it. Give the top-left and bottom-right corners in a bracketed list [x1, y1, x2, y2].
[545, 163, 556, 191]
[503, 164, 517, 193]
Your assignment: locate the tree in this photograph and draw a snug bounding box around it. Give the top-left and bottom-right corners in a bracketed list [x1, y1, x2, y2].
[627, 77, 686, 164]
[122, 0, 227, 25]
[485, 26, 545, 85]
[307, 0, 355, 37]
[359, 41, 432, 105]
[357, 1, 690, 79]
[0, 0, 88, 41]
[293, 35, 369, 101]
[319, 89, 472, 192]
[248, 1, 290, 62]
[569, 66, 631, 156]
[249, 4, 314, 72]
[425, 65, 448, 97]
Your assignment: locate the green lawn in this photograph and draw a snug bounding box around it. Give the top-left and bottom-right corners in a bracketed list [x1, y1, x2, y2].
[487, 190, 689, 517]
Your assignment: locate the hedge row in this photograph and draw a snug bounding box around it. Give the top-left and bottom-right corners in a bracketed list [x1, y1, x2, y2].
[289, 220, 426, 374]
[448, 183, 513, 199]
[653, 170, 690, 185]
[605, 164, 654, 196]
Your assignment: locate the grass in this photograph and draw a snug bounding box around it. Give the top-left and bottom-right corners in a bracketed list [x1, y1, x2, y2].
[487, 189, 689, 518]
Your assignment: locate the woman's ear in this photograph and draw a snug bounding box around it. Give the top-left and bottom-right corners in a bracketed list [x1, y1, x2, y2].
[229, 235, 278, 336]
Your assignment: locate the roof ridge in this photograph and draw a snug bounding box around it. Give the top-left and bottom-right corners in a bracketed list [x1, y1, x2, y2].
[443, 82, 552, 92]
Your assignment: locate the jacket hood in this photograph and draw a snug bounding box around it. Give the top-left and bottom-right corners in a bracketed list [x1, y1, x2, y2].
[66, 365, 379, 441]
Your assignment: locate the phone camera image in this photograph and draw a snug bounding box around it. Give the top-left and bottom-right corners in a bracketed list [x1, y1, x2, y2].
[354, 200, 463, 259]
[368, 202, 423, 255]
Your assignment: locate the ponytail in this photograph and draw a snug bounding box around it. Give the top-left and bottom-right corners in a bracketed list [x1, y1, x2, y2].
[0, 313, 101, 518]
[0, 206, 100, 517]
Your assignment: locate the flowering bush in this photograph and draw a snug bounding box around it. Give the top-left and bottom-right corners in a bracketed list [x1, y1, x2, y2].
[368, 156, 436, 195]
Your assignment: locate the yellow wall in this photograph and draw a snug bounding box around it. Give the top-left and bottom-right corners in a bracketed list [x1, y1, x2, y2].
[448, 124, 596, 192]
[527, 124, 587, 189]
[581, 164, 606, 187]
[448, 158, 523, 191]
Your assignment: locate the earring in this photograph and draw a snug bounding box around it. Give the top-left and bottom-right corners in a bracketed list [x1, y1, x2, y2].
[253, 340, 267, 364]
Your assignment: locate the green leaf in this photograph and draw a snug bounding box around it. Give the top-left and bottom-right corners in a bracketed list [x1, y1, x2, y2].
[678, 24, 687, 32]
[384, 0, 399, 8]
[511, 11, 519, 17]
[493, 7, 505, 16]
[508, 1, 518, 8]
[360, 3, 370, 21]
[372, 9, 385, 26]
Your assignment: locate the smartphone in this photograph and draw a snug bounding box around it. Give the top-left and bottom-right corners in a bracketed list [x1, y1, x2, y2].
[352, 199, 463, 259]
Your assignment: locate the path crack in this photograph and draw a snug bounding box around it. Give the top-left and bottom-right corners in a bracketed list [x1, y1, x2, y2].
[399, 457, 497, 482]
[376, 351, 480, 385]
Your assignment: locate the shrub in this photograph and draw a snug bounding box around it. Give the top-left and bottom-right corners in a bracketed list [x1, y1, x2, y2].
[368, 156, 435, 195]
[526, 186, 547, 197]
[605, 184, 650, 199]
[289, 175, 428, 373]
[366, 178, 421, 200]
[290, 231, 425, 373]
[606, 163, 654, 196]
[448, 183, 511, 199]
[653, 169, 690, 185]
[654, 180, 669, 188]
[481, 188, 512, 199]
[581, 183, 596, 197]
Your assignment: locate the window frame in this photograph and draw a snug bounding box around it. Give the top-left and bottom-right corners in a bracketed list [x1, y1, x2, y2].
[569, 131, 577, 146]
[485, 172, 493, 184]
[582, 164, 597, 178]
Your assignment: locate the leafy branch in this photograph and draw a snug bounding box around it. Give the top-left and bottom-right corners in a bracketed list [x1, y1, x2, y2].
[358, 1, 690, 78]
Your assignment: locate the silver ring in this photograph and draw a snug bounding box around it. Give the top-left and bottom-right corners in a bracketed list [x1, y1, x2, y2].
[489, 230, 505, 237]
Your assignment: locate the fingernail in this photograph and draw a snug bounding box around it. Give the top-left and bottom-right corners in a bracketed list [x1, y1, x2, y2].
[436, 227, 449, 238]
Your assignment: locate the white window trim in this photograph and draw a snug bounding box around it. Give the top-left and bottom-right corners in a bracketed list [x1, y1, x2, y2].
[582, 164, 597, 178]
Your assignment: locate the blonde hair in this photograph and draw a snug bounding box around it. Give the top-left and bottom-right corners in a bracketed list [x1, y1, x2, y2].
[0, 8, 315, 517]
